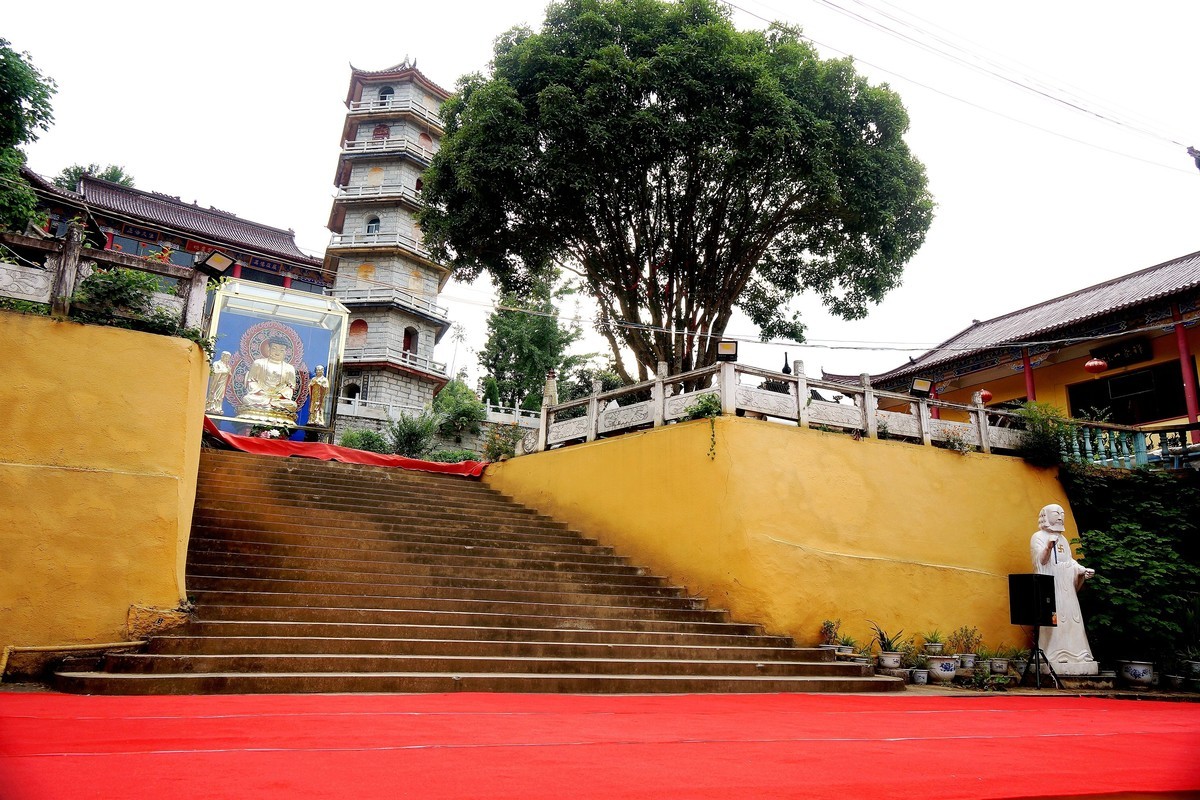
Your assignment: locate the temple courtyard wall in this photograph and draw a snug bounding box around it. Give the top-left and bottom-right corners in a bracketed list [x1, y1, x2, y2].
[483, 416, 1074, 650]
[0, 313, 206, 653]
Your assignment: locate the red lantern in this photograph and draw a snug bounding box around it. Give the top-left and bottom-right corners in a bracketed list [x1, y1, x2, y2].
[1084, 357, 1108, 374]
[978, 389, 993, 404]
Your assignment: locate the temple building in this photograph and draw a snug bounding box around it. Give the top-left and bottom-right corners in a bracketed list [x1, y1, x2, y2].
[827, 251, 1200, 435]
[22, 169, 331, 293]
[324, 59, 454, 433]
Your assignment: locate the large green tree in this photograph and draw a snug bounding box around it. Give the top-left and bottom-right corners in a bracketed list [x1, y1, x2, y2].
[479, 284, 585, 409]
[421, 0, 933, 382]
[0, 39, 55, 232]
[54, 163, 135, 191]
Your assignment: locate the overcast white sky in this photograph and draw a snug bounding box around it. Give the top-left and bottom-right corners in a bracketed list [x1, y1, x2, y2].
[7, 1, 1199, 384]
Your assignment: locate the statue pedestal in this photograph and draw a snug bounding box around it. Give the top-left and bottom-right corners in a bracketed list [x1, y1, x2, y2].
[1043, 661, 1099, 676]
[236, 408, 298, 426]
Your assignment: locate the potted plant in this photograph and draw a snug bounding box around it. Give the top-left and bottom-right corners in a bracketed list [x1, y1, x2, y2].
[836, 634, 858, 656]
[1011, 648, 1030, 677]
[922, 629, 944, 654]
[868, 621, 905, 669]
[948, 625, 982, 670]
[909, 653, 930, 685]
[988, 646, 1012, 676]
[819, 619, 841, 650]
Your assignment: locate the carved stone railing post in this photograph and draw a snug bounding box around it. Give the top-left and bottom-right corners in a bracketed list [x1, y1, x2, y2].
[972, 391, 992, 454]
[719, 361, 737, 415]
[653, 361, 667, 428]
[586, 379, 601, 442]
[536, 369, 558, 453]
[795, 360, 809, 428]
[181, 269, 209, 330]
[50, 224, 83, 318]
[916, 398, 932, 446]
[860, 373, 877, 439]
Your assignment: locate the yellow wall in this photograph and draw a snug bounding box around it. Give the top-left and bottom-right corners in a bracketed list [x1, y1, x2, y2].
[484, 416, 1075, 651]
[0, 313, 206, 649]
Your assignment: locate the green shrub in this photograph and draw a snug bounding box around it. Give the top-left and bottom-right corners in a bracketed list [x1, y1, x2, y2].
[386, 409, 442, 458]
[426, 448, 480, 463]
[1013, 401, 1071, 467]
[483, 422, 526, 461]
[338, 428, 391, 454]
[433, 379, 486, 441]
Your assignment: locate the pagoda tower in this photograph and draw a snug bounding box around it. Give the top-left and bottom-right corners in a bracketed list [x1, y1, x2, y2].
[325, 59, 453, 433]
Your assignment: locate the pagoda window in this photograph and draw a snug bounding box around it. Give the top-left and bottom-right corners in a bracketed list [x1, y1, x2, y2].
[377, 86, 394, 105]
[348, 319, 368, 347]
[417, 132, 434, 152]
[372, 124, 390, 140]
[403, 326, 419, 354]
[365, 217, 381, 235]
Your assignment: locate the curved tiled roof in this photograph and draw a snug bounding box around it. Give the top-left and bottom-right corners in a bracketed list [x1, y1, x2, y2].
[826, 250, 1200, 385]
[345, 60, 452, 102]
[75, 176, 322, 267]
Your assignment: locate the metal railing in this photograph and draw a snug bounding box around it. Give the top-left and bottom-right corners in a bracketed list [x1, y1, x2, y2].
[347, 97, 442, 128]
[342, 345, 448, 377]
[332, 286, 449, 321]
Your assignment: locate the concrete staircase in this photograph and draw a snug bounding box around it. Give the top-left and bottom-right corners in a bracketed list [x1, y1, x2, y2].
[54, 449, 902, 694]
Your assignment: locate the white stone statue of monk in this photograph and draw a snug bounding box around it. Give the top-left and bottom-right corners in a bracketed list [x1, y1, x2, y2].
[1030, 503, 1098, 675]
[308, 365, 330, 426]
[205, 351, 232, 414]
[240, 338, 298, 422]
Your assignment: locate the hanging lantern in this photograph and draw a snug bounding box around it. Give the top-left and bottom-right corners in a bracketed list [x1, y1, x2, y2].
[1084, 357, 1108, 374]
[978, 389, 993, 404]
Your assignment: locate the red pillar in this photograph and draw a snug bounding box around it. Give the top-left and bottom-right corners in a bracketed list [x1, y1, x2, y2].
[231, 263, 242, 278]
[1022, 348, 1037, 401]
[929, 386, 940, 419]
[282, 275, 293, 288]
[1172, 304, 1199, 443]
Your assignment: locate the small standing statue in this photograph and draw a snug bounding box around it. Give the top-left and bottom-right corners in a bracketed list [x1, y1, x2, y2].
[1030, 503, 1098, 675]
[308, 365, 330, 426]
[239, 337, 299, 423]
[205, 351, 232, 414]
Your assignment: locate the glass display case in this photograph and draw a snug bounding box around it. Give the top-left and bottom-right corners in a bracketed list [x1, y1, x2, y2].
[204, 279, 348, 439]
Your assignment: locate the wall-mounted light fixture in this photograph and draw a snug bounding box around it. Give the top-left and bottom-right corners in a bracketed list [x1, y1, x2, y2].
[195, 250, 237, 276]
[716, 340, 739, 362]
[910, 377, 933, 398]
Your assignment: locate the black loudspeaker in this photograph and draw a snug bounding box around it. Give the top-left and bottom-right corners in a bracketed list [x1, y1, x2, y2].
[1008, 574, 1056, 627]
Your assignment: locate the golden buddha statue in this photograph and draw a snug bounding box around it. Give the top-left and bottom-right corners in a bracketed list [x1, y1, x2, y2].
[238, 338, 299, 424]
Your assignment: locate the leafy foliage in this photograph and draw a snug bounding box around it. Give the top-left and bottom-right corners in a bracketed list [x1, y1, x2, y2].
[426, 448, 480, 463]
[420, 0, 933, 381]
[1013, 401, 1071, 467]
[53, 163, 135, 191]
[478, 283, 584, 409]
[385, 409, 443, 458]
[683, 393, 722, 420]
[482, 422, 528, 461]
[868, 620, 905, 652]
[0, 147, 38, 232]
[338, 428, 391, 454]
[1060, 465, 1200, 662]
[432, 378, 487, 441]
[71, 267, 214, 358]
[946, 625, 982, 655]
[0, 39, 55, 151]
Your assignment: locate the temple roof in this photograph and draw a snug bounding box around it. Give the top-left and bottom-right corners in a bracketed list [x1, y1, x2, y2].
[26, 170, 322, 268]
[344, 59, 452, 104]
[824, 249, 1200, 385]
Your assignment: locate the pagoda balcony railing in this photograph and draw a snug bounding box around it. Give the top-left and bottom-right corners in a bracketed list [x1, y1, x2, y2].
[336, 397, 539, 429]
[513, 360, 1197, 469]
[328, 230, 431, 260]
[336, 183, 420, 205]
[341, 137, 435, 163]
[347, 97, 442, 128]
[342, 345, 448, 377]
[332, 285, 449, 322]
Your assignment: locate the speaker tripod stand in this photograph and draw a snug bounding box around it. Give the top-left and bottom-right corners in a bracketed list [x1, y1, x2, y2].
[1021, 625, 1060, 689]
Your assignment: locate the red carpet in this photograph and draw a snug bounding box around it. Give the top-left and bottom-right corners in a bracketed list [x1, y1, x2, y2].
[202, 416, 487, 476]
[1, 692, 1198, 799]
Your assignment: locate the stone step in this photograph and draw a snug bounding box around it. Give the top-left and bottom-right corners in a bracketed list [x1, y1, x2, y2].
[55, 670, 904, 695]
[184, 567, 688, 600]
[168, 619, 793, 648]
[146, 635, 817, 662]
[186, 589, 728, 623]
[186, 551, 665, 587]
[195, 497, 569, 533]
[191, 511, 589, 545]
[196, 479, 546, 518]
[197, 452, 495, 494]
[101, 652, 864, 678]
[186, 536, 637, 573]
[185, 574, 705, 610]
[190, 604, 763, 636]
[190, 523, 614, 558]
